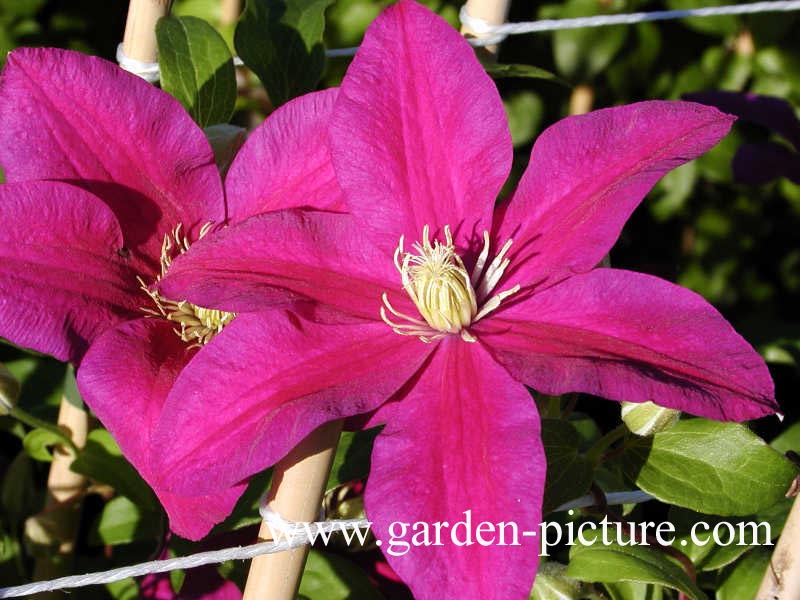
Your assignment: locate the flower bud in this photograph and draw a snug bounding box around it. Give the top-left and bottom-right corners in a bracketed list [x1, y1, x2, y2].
[621, 401, 680, 436]
[0, 363, 20, 416]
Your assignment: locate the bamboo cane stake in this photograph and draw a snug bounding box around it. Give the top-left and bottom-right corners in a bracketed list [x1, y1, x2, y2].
[30, 397, 89, 599]
[460, 0, 512, 58]
[45, 399, 89, 509]
[220, 0, 242, 27]
[242, 420, 343, 600]
[756, 489, 800, 600]
[121, 0, 172, 63]
[569, 84, 594, 115]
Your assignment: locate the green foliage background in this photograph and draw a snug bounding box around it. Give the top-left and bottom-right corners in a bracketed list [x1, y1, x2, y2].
[1, 1, 799, 598]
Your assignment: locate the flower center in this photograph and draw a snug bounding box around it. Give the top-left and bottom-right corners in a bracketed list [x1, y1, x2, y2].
[138, 223, 235, 348]
[381, 225, 520, 343]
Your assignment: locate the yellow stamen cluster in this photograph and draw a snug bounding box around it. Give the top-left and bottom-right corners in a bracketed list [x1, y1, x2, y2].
[138, 223, 235, 348]
[381, 225, 520, 343]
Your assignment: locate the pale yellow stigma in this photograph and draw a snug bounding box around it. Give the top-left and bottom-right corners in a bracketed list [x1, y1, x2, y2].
[138, 223, 235, 348]
[381, 225, 520, 343]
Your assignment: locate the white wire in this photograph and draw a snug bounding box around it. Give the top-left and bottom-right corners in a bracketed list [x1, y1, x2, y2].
[462, 0, 800, 46]
[0, 490, 653, 598]
[117, 1, 800, 81]
[115, 44, 161, 83]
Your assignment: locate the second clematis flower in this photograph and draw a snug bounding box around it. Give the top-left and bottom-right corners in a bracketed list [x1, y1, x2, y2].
[151, 1, 778, 597]
[0, 47, 342, 540]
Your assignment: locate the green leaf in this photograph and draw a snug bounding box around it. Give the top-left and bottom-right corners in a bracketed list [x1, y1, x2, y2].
[771, 421, 800, 454]
[668, 497, 790, 572]
[61, 364, 83, 410]
[483, 63, 568, 86]
[235, 0, 333, 107]
[157, 15, 236, 127]
[666, 0, 739, 36]
[566, 533, 707, 600]
[327, 428, 379, 489]
[0, 0, 46, 19]
[650, 162, 698, 221]
[541, 419, 594, 513]
[1, 453, 35, 530]
[0, 528, 24, 585]
[90, 496, 162, 546]
[622, 419, 798, 516]
[298, 549, 382, 600]
[604, 581, 665, 600]
[22, 427, 63, 462]
[70, 429, 159, 510]
[210, 467, 272, 533]
[105, 578, 140, 600]
[544, 0, 627, 81]
[503, 91, 544, 148]
[170, 563, 186, 594]
[4, 355, 67, 419]
[716, 547, 771, 600]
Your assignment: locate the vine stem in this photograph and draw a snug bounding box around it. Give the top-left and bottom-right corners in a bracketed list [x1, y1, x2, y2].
[9, 405, 79, 456]
[585, 424, 628, 465]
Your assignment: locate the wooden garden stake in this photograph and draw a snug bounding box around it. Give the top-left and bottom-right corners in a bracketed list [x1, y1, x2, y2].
[569, 85, 594, 115]
[220, 0, 242, 27]
[45, 399, 89, 511]
[121, 0, 172, 63]
[756, 488, 800, 599]
[460, 0, 511, 58]
[30, 397, 89, 598]
[242, 420, 343, 600]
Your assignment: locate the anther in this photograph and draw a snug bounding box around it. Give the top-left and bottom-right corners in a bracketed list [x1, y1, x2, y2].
[382, 225, 521, 343]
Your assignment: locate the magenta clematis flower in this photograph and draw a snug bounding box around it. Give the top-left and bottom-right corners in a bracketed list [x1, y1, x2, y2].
[151, 1, 777, 596]
[0, 48, 342, 539]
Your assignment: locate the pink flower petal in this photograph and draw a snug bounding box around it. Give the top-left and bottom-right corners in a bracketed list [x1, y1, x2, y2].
[0, 181, 140, 363]
[226, 88, 345, 222]
[367, 338, 543, 600]
[493, 101, 735, 292]
[151, 311, 430, 495]
[78, 318, 245, 540]
[159, 210, 403, 320]
[159, 486, 246, 543]
[477, 269, 776, 420]
[330, 0, 511, 253]
[0, 47, 224, 265]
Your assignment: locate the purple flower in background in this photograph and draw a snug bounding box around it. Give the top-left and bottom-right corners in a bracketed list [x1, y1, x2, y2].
[686, 90, 800, 184]
[150, 1, 776, 596]
[0, 48, 342, 539]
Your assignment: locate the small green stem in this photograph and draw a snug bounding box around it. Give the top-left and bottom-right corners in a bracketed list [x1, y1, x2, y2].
[9, 406, 79, 455]
[585, 423, 628, 466]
